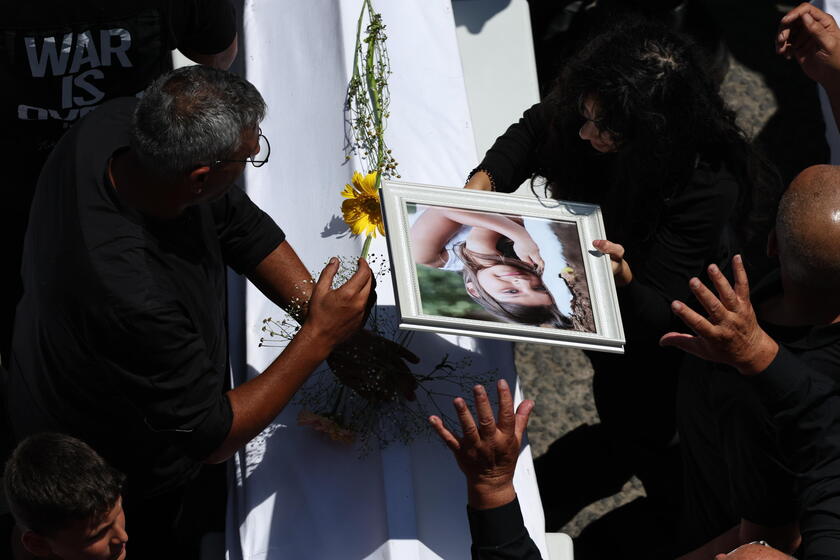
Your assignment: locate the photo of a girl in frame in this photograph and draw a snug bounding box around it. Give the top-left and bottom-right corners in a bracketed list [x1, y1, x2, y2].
[409, 203, 595, 332]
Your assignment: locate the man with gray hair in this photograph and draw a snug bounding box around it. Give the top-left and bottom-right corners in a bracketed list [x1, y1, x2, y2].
[662, 164, 840, 559]
[5, 65, 389, 557]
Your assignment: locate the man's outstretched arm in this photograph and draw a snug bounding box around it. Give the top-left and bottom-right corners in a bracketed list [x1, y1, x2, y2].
[204, 249, 372, 464]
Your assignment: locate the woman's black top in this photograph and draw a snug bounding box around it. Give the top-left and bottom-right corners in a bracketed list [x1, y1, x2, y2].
[476, 102, 741, 346]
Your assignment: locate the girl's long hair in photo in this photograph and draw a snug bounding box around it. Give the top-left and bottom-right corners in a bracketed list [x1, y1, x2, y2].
[535, 20, 781, 257]
[453, 242, 572, 329]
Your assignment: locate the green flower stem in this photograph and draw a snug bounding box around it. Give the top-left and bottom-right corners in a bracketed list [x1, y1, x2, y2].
[364, 1, 385, 259]
[360, 234, 374, 260]
[363, 3, 386, 179]
[373, 169, 382, 192]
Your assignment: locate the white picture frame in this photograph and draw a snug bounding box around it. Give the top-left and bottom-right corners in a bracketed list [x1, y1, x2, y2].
[381, 181, 625, 354]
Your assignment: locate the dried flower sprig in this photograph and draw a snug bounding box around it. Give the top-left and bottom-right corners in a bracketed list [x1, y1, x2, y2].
[345, 0, 399, 259]
[347, 0, 399, 183]
[261, 257, 497, 455]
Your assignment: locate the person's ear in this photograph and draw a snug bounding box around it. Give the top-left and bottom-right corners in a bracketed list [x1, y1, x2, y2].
[187, 165, 212, 194]
[767, 226, 779, 257]
[465, 281, 479, 298]
[21, 530, 53, 557]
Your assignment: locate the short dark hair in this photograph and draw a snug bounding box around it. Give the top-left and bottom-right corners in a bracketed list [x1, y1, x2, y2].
[3, 433, 125, 535]
[131, 65, 267, 178]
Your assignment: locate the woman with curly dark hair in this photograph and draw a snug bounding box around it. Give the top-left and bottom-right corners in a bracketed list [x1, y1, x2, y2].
[465, 19, 783, 558]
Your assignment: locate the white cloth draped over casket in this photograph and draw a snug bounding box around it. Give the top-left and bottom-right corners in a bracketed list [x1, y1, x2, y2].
[226, 2, 548, 558]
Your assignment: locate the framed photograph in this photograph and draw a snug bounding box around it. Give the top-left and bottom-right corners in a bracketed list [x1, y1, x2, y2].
[380, 181, 625, 354]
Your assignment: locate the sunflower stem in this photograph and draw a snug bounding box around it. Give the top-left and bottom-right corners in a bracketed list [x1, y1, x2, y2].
[360, 234, 374, 260]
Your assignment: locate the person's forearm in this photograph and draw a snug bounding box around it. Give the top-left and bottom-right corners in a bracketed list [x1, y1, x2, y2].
[410, 208, 526, 266]
[249, 242, 314, 323]
[204, 323, 332, 463]
[442, 209, 527, 242]
[465, 226, 504, 255]
[468, 480, 517, 511]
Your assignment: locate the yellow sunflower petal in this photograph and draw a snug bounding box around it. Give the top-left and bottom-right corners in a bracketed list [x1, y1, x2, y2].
[358, 171, 378, 194]
[341, 184, 357, 198]
[351, 171, 366, 190]
[340, 171, 384, 237]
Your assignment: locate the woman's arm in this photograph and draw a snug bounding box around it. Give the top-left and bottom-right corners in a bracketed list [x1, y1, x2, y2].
[468, 103, 548, 193]
[410, 208, 540, 267]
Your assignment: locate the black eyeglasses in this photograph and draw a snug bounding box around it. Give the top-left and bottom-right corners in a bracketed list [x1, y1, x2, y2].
[213, 129, 271, 168]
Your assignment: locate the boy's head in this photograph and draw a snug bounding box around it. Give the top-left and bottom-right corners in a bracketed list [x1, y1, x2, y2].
[3, 433, 127, 560]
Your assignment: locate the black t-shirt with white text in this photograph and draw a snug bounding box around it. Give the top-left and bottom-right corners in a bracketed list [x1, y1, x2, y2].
[1, 0, 235, 152]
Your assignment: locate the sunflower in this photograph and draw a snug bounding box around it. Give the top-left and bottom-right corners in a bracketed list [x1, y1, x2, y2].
[341, 171, 385, 238]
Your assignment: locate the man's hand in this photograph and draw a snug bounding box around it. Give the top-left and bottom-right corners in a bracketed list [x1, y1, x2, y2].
[593, 239, 632, 287]
[660, 255, 779, 376]
[301, 257, 372, 349]
[777, 3, 840, 91]
[327, 330, 419, 402]
[429, 379, 534, 510]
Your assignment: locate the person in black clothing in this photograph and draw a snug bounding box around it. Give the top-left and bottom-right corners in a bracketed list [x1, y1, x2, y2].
[672, 263, 802, 558]
[0, 8, 236, 551]
[430, 379, 796, 560]
[662, 164, 840, 559]
[465, 20, 780, 557]
[4, 65, 399, 559]
[0, 0, 238, 365]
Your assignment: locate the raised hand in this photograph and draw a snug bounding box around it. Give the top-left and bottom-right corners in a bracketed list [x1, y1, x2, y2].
[659, 255, 779, 376]
[777, 3, 840, 91]
[592, 239, 633, 287]
[429, 379, 534, 510]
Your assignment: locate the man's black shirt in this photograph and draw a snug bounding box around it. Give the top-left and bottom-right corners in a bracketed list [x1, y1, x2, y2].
[749, 322, 840, 560]
[678, 271, 840, 555]
[6, 98, 284, 497]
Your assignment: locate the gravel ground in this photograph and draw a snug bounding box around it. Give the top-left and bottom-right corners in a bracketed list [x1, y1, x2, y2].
[516, 11, 829, 536]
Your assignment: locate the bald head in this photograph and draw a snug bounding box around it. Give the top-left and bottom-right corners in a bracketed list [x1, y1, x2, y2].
[776, 164, 840, 290]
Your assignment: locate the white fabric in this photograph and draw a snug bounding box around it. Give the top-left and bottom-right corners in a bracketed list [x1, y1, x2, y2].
[227, 1, 548, 559]
[441, 226, 468, 273]
[453, 0, 540, 160]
